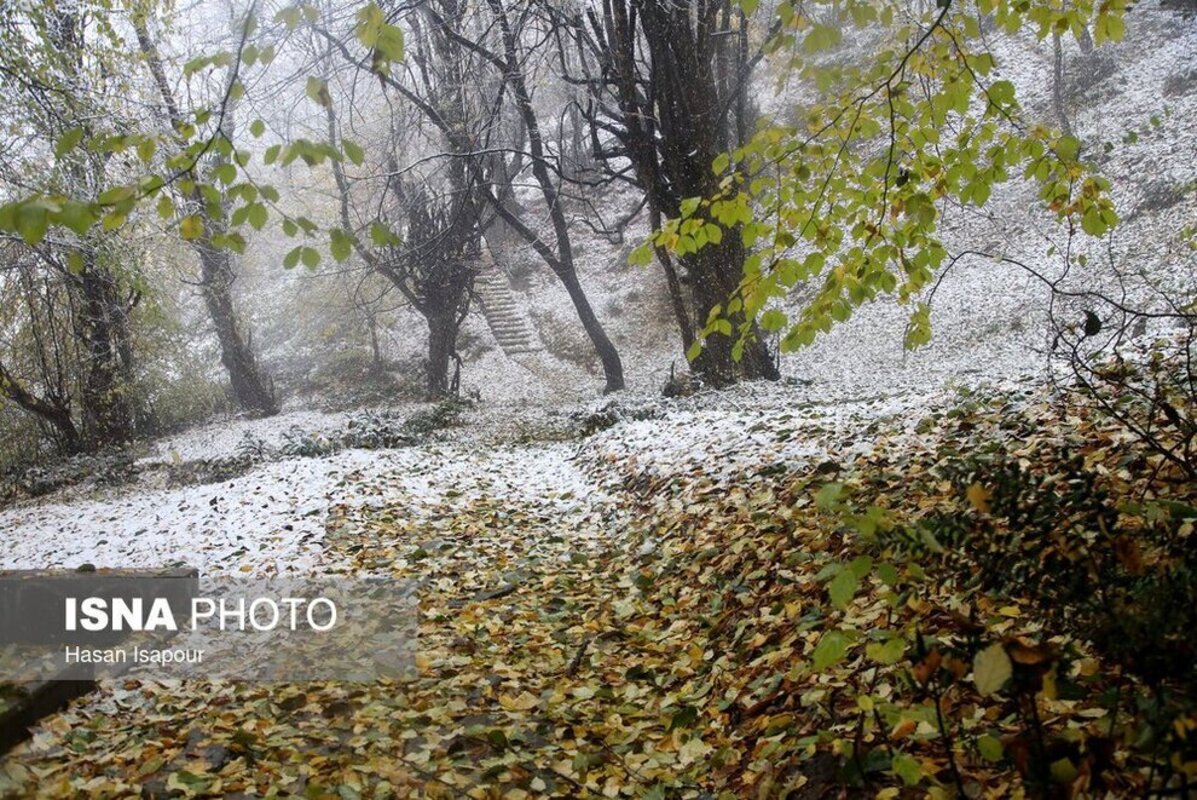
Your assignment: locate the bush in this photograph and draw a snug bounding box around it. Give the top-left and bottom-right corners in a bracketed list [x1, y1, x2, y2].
[279, 426, 338, 458]
[342, 410, 413, 449]
[861, 381, 1197, 795]
[572, 400, 661, 437]
[400, 398, 472, 438]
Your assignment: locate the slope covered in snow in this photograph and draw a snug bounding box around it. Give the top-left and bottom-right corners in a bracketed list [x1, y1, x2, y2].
[405, 1, 1195, 403]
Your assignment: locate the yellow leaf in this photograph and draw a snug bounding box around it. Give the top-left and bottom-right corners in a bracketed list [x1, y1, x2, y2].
[499, 691, 538, 711]
[966, 482, 991, 513]
[973, 643, 1013, 697]
[1040, 666, 1058, 700]
[180, 215, 203, 240]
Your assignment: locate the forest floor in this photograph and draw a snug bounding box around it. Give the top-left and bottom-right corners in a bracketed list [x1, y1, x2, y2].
[0, 375, 1192, 797]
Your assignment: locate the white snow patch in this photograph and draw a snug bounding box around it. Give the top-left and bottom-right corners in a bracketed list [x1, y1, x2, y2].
[0, 449, 414, 575]
[138, 409, 356, 465]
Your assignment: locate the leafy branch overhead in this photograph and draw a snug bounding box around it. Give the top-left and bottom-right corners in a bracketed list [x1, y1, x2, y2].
[1, 0, 1129, 370]
[0, 2, 406, 272]
[631, 0, 1128, 362]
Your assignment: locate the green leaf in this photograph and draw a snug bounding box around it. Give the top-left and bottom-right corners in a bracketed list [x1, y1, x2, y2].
[814, 481, 844, 512]
[183, 55, 212, 76]
[249, 119, 266, 138]
[55, 127, 85, 158]
[903, 303, 932, 350]
[828, 569, 858, 610]
[970, 180, 991, 207]
[330, 228, 353, 262]
[342, 139, 365, 166]
[213, 163, 237, 185]
[1056, 135, 1080, 163]
[356, 3, 405, 69]
[56, 201, 96, 236]
[988, 79, 1017, 109]
[306, 77, 331, 107]
[137, 138, 157, 163]
[760, 309, 787, 333]
[848, 555, 873, 579]
[866, 636, 906, 665]
[275, 6, 302, 29]
[247, 203, 268, 231]
[973, 643, 1012, 697]
[1094, 12, 1125, 44]
[811, 631, 849, 671]
[97, 186, 136, 206]
[284, 246, 302, 269]
[803, 23, 842, 54]
[977, 734, 1004, 762]
[301, 246, 320, 268]
[685, 341, 703, 362]
[629, 241, 654, 267]
[223, 231, 247, 254]
[369, 221, 400, 247]
[15, 203, 49, 246]
[891, 753, 923, 786]
[1081, 207, 1108, 237]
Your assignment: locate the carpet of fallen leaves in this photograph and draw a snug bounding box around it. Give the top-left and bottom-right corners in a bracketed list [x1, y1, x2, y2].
[2, 382, 1195, 798]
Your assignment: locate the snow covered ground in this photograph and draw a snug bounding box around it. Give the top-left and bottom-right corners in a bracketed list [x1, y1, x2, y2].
[0, 448, 393, 574]
[134, 408, 358, 465]
[0, 406, 612, 575]
[0, 382, 970, 577]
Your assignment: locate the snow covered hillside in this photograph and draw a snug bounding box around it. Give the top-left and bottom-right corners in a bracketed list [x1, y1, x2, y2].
[334, 1, 1193, 403]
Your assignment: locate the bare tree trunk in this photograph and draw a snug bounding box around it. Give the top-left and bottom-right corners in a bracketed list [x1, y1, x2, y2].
[74, 262, 135, 445]
[485, 0, 625, 392]
[687, 237, 777, 385]
[638, 0, 777, 385]
[0, 361, 81, 454]
[134, 19, 277, 416]
[1052, 33, 1075, 138]
[648, 203, 696, 353]
[195, 242, 277, 415]
[565, 0, 777, 386]
[426, 308, 458, 397]
[368, 313, 382, 368]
